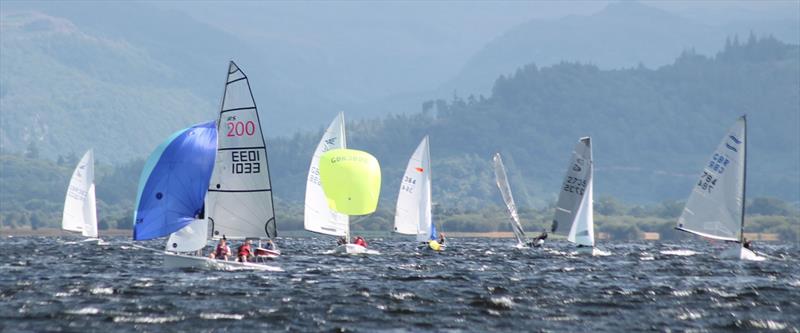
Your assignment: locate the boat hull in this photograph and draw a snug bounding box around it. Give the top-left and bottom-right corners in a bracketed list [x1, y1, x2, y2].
[720, 245, 765, 261]
[163, 252, 283, 271]
[332, 244, 380, 255]
[572, 246, 611, 256]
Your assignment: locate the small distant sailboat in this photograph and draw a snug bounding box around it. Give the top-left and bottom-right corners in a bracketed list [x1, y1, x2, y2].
[551, 137, 608, 256]
[304, 113, 380, 255]
[134, 62, 281, 271]
[492, 153, 531, 248]
[62, 149, 101, 243]
[676, 115, 764, 261]
[394, 136, 442, 251]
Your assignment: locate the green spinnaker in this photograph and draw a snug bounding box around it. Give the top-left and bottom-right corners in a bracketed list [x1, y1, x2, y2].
[319, 149, 381, 215]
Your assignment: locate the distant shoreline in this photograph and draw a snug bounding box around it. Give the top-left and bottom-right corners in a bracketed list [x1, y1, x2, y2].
[1, 228, 523, 239]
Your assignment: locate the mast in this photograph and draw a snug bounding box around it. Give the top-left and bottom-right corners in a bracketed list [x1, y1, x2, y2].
[739, 114, 747, 244]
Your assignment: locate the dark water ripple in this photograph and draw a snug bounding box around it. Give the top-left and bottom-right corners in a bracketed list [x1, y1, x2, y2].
[1, 236, 798, 332]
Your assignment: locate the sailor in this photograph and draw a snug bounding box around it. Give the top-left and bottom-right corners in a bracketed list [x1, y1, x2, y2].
[237, 239, 253, 262]
[353, 236, 367, 248]
[337, 237, 347, 246]
[529, 231, 548, 248]
[264, 239, 277, 251]
[209, 237, 231, 260]
[438, 232, 446, 245]
[743, 238, 753, 251]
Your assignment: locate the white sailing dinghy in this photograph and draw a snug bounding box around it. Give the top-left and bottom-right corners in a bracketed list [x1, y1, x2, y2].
[394, 136, 442, 251]
[551, 137, 609, 256]
[492, 153, 531, 248]
[676, 116, 764, 261]
[62, 149, 102, 244]
[304, 113, 378, 255]
[134, 62, 281, 271]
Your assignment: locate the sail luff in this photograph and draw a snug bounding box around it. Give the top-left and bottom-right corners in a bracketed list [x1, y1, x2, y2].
[739, 115, 747, 244]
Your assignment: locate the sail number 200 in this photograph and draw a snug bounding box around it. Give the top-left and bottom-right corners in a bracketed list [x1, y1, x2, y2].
[231, 150, 261, 174]
[226, 121, 256, 137]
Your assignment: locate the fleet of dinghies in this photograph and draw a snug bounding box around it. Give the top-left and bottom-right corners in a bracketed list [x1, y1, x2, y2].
[58, 59, 769, 264]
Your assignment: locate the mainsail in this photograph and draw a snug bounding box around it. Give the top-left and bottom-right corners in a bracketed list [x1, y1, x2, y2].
[394, 136, 433, 242]
[492, 153, 527, 244]
[304, 113, 349, 237]
[62, 149, 98, 238]
[206, 61, 277, 240]
[552, 137, 594, 247]
[677, 116, 746, 242]
[134, 121, 217, 240]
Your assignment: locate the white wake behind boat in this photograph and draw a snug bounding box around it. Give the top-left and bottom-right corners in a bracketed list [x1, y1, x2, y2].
[551, 137, 609, 256]
[676, 116, 765, 261]
[304, 113, 377, 255]
[394, 136, 444, 252]
[62, 149, 104, 244]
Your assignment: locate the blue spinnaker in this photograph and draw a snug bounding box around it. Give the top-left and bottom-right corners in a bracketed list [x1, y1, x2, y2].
[133, 121, 217, 240]
[430, 223, 438, 240]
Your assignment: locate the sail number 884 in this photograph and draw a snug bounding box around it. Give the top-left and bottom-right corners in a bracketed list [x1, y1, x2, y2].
[231, 150, 261, 174]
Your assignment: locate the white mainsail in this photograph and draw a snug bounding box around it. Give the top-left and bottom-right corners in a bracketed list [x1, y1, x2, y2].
[394, 136, 432, 242]
[492, 153, 527, 244]
[677, 116, 746, 242]
[553, 137, 594, 247]
[304, 113, 349, 237]
[166, 219, 208, 252]
[62, 149, 98, 238]
[206, 61, 277, 240]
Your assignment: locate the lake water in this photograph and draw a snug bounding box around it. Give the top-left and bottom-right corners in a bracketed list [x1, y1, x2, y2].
[1, 236, 798, 332]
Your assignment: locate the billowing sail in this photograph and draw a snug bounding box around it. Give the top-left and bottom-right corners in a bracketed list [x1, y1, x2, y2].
[166, 218, 208, 252]
[677, 117, 746, 242]
[394, 136, 432, 242]
[62, 150, 98, 238]
[492, 153, 527, 244]
[319, 149, 381, 215]
[552, 137, 594, 247]
[133, 121, 217, 241]
[304, 113, 349, 237]
[206, 61, 277, 240]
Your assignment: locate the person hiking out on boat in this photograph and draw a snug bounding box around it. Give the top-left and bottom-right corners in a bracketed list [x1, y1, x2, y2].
[337, 237, 347, 246]
[237, 239, 253, 262]
[264, 239, 277, 251]
[353, 236, 367, 248]
[209, 237, 231, 260]
[438, 232, 446, 245]
[743, 238, 753, 251]
[529, 230, 548, 248]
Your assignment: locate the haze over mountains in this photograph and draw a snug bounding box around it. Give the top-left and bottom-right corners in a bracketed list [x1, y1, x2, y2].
[1, 1, 798, 209]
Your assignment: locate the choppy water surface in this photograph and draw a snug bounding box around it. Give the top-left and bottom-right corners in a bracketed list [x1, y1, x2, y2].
[1, 236, 798, 332]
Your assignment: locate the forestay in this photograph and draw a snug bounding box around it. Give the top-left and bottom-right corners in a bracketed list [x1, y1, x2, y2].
[304, 113, 349, 237]
[206, 61, 277, 240]
[133, 121, 217, 240]
[677, 117, 746, 242]
[394, 136, 433, 242]
[552, 137, 594, 247]
[62, 150, 98, 238]
[492, 153, 527, 244]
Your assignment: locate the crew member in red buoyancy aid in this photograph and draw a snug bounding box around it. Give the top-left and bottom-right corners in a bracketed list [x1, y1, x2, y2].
[237, 239, 253, 262]
[353, 236, 367, 248]
[208, 237, 231, 260]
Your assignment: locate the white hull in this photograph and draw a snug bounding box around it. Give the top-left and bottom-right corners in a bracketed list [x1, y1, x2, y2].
[331, 244, 380, 255]
[719, 245, 765, 261]
[572, 246, 611, 256]
[163, 252, 283, 271]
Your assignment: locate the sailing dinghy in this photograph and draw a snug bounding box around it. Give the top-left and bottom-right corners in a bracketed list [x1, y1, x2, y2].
[134, 62, 282, 271]
[492, 153, 532, 248]
[676, 116, 764, 261]
[62, 149, 103, 244]
[551, 137, 609, 256]
[394, 136, 442, 251]
[304, 113, 379, 255]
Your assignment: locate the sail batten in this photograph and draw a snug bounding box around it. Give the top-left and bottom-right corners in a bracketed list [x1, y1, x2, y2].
[206, 61, 277, 240]
[395, 136, 433, 242]
[304, 113, 349, 237]
[677, 117, 746, 242]
[492, 153, 527, 244]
